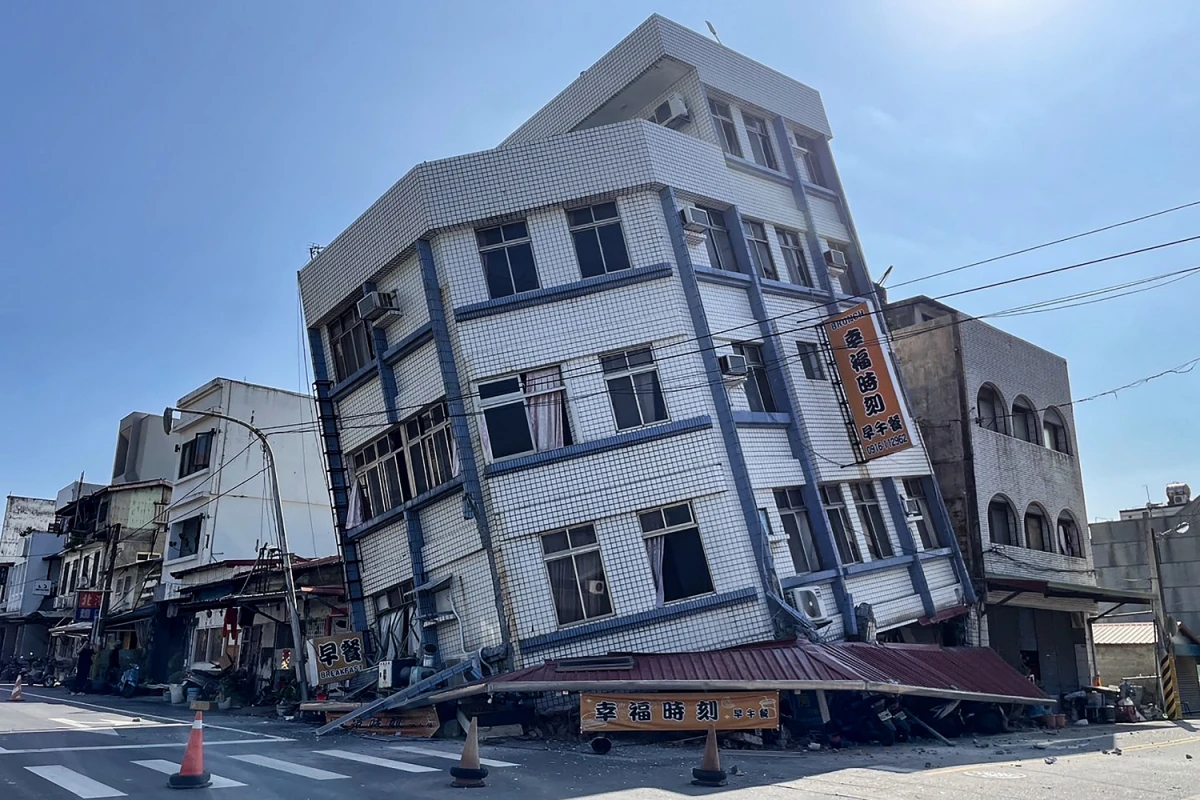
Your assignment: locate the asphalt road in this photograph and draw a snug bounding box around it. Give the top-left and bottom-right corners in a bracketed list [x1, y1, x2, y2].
[4, 687, 1200, 798]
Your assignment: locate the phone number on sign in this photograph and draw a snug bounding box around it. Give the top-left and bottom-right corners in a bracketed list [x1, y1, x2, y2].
[864, 433, 909, 456]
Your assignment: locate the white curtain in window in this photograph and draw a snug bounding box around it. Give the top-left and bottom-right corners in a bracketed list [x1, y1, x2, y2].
[1054, 523, 1069, 556]
[526, 368, 565, 451]
[645, 536, 665, 607]
[346, 481, 366, 529]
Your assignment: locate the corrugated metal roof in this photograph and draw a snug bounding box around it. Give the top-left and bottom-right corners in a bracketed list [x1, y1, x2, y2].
[449, 640, 1048, 705]
[1093, 622, 1156, 645]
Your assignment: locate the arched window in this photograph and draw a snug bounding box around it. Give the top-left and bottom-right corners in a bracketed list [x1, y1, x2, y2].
[988, 496, 1017, 546]
[1057, 511, 1083, 558]
[1024, 504, 1052, 552]
[977, 385, 1007, 434]
[1043, 407, 1070, 453]
[1012, 396, 1039, 443]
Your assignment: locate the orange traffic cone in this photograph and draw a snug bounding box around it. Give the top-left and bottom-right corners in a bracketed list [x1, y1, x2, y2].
[8, 674, 23, 702]
[450, 716, 489, 788]
[168, 712, 211, 789]
[692, 726, 726, 787]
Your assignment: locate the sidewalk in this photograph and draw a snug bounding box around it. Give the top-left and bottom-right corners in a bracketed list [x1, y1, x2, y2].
[18, 683, 300, 726]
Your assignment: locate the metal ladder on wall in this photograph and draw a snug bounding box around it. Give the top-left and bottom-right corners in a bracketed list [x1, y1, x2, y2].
[817, 325, 866, 465]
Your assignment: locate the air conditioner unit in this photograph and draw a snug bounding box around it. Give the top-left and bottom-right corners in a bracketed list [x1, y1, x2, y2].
[824, 249, 849, 269]
[585, 580, 607, 596]
[718, 354, 749, 378]
[356, 291, 399, 322]
[680, 206, 709, 233]
[649, 93, 689, 128]
[135, 552, 162, 562]
[903, 498, 922, 516]
[790, 587, 828, 622]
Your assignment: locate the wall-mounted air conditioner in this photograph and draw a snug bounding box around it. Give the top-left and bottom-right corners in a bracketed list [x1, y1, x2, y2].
[357, 291, 400, 322]
[135, 552, 162, 562]
[824, 248, 849, 270]
[681, 207, 709, 233]
[790, 587, 828, 622]
[718, 354, 749, 380]
[903, 498, 922, 516]
[649, 93, 689, 128]
[585, 580, 607, 596]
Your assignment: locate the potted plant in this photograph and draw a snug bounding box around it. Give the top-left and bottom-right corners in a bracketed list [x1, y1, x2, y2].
[274, 676, 300, 718]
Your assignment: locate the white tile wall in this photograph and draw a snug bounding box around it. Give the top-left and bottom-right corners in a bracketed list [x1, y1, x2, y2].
[394, 341, 445, 416]
[337, 380, 388, 454]
[373, 254, 430, 344]
[427, 550, 503, 657]
[808, 196, 850, 242]
[357, 520, 412, 597]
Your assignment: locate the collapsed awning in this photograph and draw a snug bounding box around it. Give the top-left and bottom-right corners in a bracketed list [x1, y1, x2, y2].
[50, 621, 94, 638]
[987, 577, 1155, 605]
[433, 640, 1049, 706]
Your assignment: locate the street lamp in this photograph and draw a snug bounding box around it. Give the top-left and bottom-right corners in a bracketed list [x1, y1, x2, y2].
[1143, 511, 1191, 720]
[163, 406, 309, 702]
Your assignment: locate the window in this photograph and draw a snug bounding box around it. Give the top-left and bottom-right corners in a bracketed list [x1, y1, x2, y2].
[1043, 407, 1070, 453]
[640, 503, 714, 604]
[328, 305, 375, 381]
[1058, 512, 1084, 558]
[174, 516, 202, 559]
[744, 113, 778, 170]
[350, 400, 457, 520]
[731, 343, 776, 413]
[91, 553, 99, 587]
[796, 341, 826, 380]
[743, 220, 778, 280]
[476, 221, 539, 299]
[479, 367, 572, 460]
[851, 482, 893, 559]
[692, 206, 737, 272]
[1012, 396, 1038, 443]
[1025, 506, 1051, 552]
[977, 385, 1007, 434]
[775, 488, 824, 574]
[178, 431, 213, 478]
[902, 478, 937, 549]
[826, 242, 854, 293]
[568, 202, 631, 278]
[192, 627, 224, 665]
[541, 524, 613, 626]
[820, 484, 863, 564]
[988, 497, 1017, 546]
[601, 347, 668, 430]
[708, 98, 742, 158]
[80, 556, 90, 586]
[793, 133, 825, 186]
[776, 229, 812, 287]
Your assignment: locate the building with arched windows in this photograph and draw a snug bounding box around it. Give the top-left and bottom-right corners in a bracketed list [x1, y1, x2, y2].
[885, 295, 1151, 695]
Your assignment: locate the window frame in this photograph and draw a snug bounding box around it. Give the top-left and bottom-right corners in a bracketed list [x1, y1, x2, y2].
[708, 98, 743, 158]
[567, 202, 632, 279]
[988, 497, 1017, 546]
[1042, 407, 1070, 454]
[1012, 396, 1039, 443]
[600, 347, 669, 431]
[743, 220, 778, 280]
[796, 341, 827, 381]
[1057, 512, 1084, 558]
[692, 206, 737, 272]
[825, 242, 854, 293]
[174, 516, 202, 559]
[476, 220, 540, 300]
[775, 487, 824, 574]
[850, 482, 894, 560]
[731, 342, 776, 413]
[478, 367, 573, 461]
[977, 385, 1007, 434]
[776, 229, 812, 287]
[540, 523, 614, 628]
[820, 484, 863, 564]
[639, 502, 715, 604]
[1024, 505, 1052, 552]
[743, 112, 778, 170]
[328, 305, 375, 382]
[902, 478, 937, 550]
[349, 399, 457, 521]
[178, 430, 214, 479]
[792, 132, 826, 187]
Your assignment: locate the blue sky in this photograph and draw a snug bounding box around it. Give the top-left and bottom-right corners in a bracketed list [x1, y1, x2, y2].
[2, 1, 1197, 518]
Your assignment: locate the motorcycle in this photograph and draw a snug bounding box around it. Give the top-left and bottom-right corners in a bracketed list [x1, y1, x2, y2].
[115, 664, 140, 698]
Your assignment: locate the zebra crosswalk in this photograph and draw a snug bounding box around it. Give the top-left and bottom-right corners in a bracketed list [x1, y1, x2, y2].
[15, 744, 521, 797]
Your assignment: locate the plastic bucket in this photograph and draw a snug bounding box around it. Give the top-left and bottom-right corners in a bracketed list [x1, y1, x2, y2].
[169, 684, 185, 704]
[186, 687, 201, 704]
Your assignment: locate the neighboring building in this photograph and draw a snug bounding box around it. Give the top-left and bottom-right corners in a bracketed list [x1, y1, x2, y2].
[162, 378, 337, 599]
[1093, 621, 1200, 712]
[885, 295, 1150, 695]
[0, 495, 60, 658]
[112, 411, 178, 486]
[298, 15, 975, 672]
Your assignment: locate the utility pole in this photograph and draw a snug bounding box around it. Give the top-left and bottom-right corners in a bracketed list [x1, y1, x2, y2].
[91, 523, 122, 649]
[164, 407, 310, 702]
[1143, 507, 1189, 721]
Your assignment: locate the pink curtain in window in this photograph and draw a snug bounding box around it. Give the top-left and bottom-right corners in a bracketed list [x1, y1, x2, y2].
[525, 368, 565, 451]
[645, 536, 665, 607]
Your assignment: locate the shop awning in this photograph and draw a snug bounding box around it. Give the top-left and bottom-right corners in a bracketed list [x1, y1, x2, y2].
[175, 585, 344, 613]
[432, 640, 1049, 706]
[103, 604, 159, 631]
[986, 577, 1155, 605]
[50, 621, 94, 638]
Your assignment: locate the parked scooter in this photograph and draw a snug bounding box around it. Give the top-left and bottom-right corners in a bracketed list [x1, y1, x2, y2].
[115, 664, 140, 698]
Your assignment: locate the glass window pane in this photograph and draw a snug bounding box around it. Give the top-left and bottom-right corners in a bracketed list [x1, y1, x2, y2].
[597, 223, 631, 272]
[773, 489, 789, 509]
[479, 377, 521, 400]
[382, 458, 403, 510]
[477, 227, 503, 247]
[592, 202, 618, 220]
[573, 550, 612, 618]
[484, 403, 534, 458]
[663, 503, 692, 527]
[626, 347, 654, 367]
[600, 353, 628, 374]
[567, 208, 593, 227]
[711, 229, 735, 272]
[483, 250, 514, 298]
[632, 370, 667, 423]
[660, 528, 714, 602]
[781, 514, 813, 573]
[542, 531, 570, 555]
[568, 524, 597, 548]
[545, 556, 584, 626]
[507, 242, 539, 292]
[501, 221, 527, 240]
[639, 510, 665, 533]
[607, 376, 643, 429]
[572, 229, 606, 278]
[408, 443, 428, 495]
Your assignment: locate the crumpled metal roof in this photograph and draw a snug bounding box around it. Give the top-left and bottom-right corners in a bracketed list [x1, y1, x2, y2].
[439, 640, 1048, 706]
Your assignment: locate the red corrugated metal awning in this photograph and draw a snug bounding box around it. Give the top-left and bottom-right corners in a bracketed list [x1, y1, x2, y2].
[434, 640, 1048, 706]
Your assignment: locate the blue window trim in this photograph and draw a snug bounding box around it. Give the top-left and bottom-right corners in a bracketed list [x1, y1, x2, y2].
[484, 416, 712, 478]
[770, 116, 836, 300]
[519, 587, 758, 653]
[732, 410, 792, 428]
[802, 181, 840, 201]
[760, 278, 831, 304]
[723, 153, 794, 187]
[344, 476, 465, 543]
[329, 360, 380, 402]
[842, 552, 918, 576]
[882, 478, 935, 617]
[918, 546, 954, 562]
[454, 263, 673, 322]
[381, 323, 434, 366]
[780, 569, 840, 590]
[694, 266, 752, 289]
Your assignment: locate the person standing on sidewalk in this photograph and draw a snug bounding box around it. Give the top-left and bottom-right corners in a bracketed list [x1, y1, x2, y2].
[71, 642, 94, 696]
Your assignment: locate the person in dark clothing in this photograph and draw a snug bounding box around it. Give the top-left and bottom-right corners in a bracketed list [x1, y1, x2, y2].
[107, 645, 121, 683]
[72, 643, 94, 695]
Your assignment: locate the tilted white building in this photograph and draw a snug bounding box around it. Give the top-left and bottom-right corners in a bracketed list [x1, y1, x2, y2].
[298, 15, 975, 670]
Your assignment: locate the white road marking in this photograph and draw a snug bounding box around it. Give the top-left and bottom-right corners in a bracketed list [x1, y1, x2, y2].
[319, 749, 439, 773]
[391, 744, 519, 767]
[24, 765, 127, 798]
[0, 737, 293, 755]
[132, 759, 246, 787]
[228, 754, 349, 780]
[49, 718, 119, 737]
